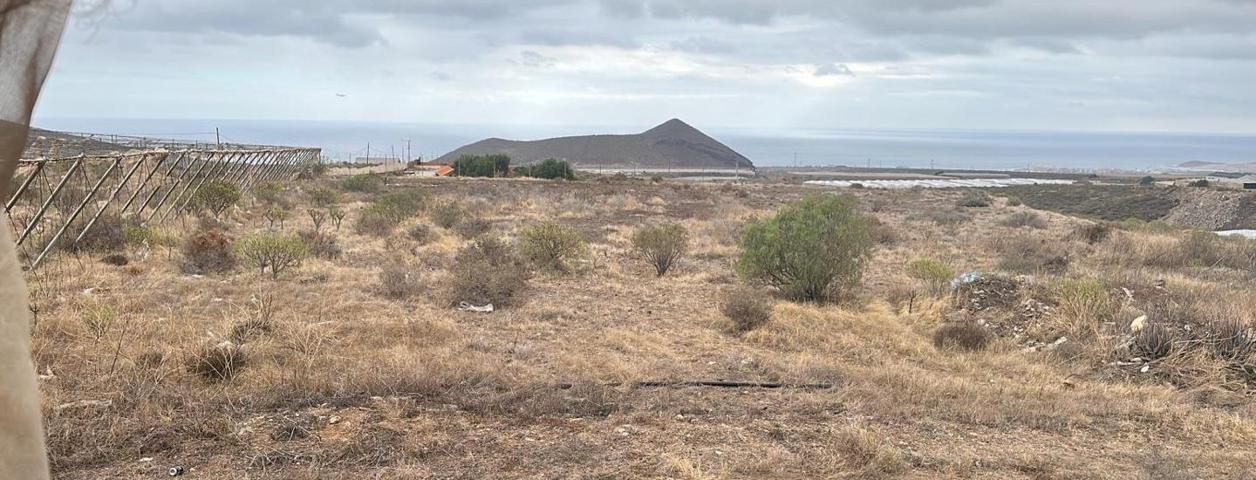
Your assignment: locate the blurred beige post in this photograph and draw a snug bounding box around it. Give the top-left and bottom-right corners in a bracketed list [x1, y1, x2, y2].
[1, 1, 70, 478]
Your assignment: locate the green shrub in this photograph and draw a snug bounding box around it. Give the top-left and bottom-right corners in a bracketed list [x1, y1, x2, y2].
[933, 323, 992, 352]
[328, 206, 346, 231]
[1005, 196, 1023, 207]
[1188, 179, 1210, 188]
[181, 230, 236, 274]
[431, 203, 466, 229]
[906, 258, 954, 294]
[252, 181, 284, 206]
[720, 287, 773, 334]
[306, 186, 342, 207]
[263, 206, 290, 229]
[519, 222, 587, 272]
[374, 189, 426, 220]
[354, 204, 397, 237]
[191, 181, 241, 217]
[1138, 176, 1157, 186]
[632, 223, 689, 277]
[235, 233, 310, 279]
[737, 194, 875, 303]
[341, 173, 384, 193]
[1055, 277, 1115, 322]
[956, 191, 992, 208]
[447, 237, 529, 308]
[452, 154, 511, 177]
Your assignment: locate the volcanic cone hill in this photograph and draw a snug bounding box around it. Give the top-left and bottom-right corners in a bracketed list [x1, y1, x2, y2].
[435, 119, 753, 170]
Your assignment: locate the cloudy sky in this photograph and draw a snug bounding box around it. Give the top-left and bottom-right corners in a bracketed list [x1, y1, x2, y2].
[35, 0, 1256, 134]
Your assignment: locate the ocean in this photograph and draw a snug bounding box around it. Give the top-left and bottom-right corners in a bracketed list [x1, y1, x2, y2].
[32, 117, 1256, 172]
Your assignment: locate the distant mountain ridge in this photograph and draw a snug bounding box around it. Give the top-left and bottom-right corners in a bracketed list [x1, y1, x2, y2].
[435, 119, 753, 170]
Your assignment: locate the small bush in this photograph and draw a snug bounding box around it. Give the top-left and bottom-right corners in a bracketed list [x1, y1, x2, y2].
[1055, 277, 1116, 323]
[933, 323, 992, 351]
[297, 230, 342, 259]
[252, 181, 284, 206]
[999, 211, 1048, 229]
[1138, 176, 1157, 186]
[453, 217, 491, 239]
[867, 217, 900, 245]
[306, 186, 342, 207]
[328, 206, 347, 231]
[64, 213, 127, 253]
[1188, 179, 1210, 188]
[1133, 323, 1175, 360]
[374, 189, 427, 220]
[263, 206, 290, 229]
[990, 234, 1069, 274]
[229, 297, 276, 345]
[101, 253, 129, 266]
[376, 264, 422, 300]
[632, 223, 689, 277]
[720, 287, 773, 334]
[354, 204, 398, 237]
[1005, 196, 1023, 207]
[341, 173, 384, 193]
[447, 237, 529, 308]
[737, 194, 874, 302]
[307, 209, 328, 232]
[956, 191, 992, 208]
[188, 341, 246, 382]
[906, 258, 954, 294]
[431, 204, 466, 229]
[191, 181, 241, 217]
[181, 230, 236, 274]
[519, 222, 587, 272]
[235, 233, 310, 279]
[1071, 222, 1112, 245]
[407, 224, 433, 244]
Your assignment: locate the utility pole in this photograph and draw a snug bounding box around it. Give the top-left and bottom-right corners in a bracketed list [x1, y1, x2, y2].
[407, 138, 412, 164]
[215, 128, 221, 148]
[365, 143, 370, 164]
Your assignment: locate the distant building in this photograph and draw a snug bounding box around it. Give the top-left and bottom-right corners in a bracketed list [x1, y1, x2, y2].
[353, 156, 402, 164]
[408, 163, 454, 177]
[1205, 175, 1256, 190]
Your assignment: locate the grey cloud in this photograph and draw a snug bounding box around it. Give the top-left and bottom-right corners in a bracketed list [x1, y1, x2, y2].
[815, 63, 854, 77]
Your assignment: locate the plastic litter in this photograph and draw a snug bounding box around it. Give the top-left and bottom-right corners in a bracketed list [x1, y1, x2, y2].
[458, 302, 494, 313]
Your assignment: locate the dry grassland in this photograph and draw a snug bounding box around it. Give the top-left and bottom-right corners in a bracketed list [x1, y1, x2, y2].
[27, 174, 1256, 479]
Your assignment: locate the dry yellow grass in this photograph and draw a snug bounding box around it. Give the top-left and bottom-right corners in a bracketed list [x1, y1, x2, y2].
[24, 175, 1256, 478]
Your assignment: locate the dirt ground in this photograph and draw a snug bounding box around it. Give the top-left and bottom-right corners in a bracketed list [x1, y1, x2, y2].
[26, 173, 1256, 479]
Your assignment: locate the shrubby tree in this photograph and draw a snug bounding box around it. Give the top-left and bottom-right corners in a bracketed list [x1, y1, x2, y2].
[191, 181, 241, 218]
[737, 194, 875, 303]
